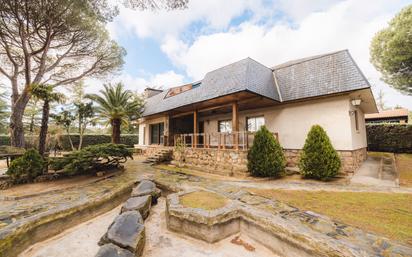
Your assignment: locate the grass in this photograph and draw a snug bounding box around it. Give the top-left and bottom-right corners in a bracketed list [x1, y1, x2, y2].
[396, 153, 412, 187]
[247, 188, 412, 245]
[180, 191, 227, 210]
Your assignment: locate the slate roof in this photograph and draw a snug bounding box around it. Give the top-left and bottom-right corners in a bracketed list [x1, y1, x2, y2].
[143, 58, 277, 116]
[142, 50, 371, 117]
[272, 50, 370, 101]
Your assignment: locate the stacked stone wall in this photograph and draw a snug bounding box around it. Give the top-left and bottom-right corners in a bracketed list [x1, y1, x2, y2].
[172, 147, 366, 176]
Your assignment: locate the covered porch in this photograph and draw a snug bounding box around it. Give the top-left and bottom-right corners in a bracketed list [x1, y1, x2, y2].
[142, 91, 279, 150]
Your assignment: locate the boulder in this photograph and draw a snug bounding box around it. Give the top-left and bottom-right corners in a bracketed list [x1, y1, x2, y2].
[99, 211, 145, 255]
[131, 180, 161, 204]
[95, 243, 134, 257]
[121, 195, 152, 219]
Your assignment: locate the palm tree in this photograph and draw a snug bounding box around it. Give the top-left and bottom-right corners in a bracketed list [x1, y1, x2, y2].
[31, 84, 65, 157]
[87, 83, 143, 144]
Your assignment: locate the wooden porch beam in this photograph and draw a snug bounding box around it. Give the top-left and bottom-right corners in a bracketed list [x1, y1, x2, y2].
[232, 102, 239, 150]
[193, 110, 198, 148]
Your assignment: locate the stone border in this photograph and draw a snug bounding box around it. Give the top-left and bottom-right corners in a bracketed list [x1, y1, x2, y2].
[0, 172, 121, 201]
[164, 188, 412, 257]
[0, 180, 134, 257]
[167, 190, 240, 243]
[96, 180, 161, 257]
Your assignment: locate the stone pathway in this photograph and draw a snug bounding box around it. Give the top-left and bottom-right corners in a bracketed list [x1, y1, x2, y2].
[20, 206, 121, 257]
[2, 158, 411, 257]
[350, 155, 398, 187]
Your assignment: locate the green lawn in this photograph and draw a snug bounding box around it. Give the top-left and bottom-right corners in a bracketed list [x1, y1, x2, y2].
[247, 188, 412, 245]
[396, 153, 412, 187]
[180, 191, 227, 210]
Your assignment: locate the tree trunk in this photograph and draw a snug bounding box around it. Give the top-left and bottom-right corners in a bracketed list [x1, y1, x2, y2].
[66, 129, 75, 151]
[111, 119, 121, 144]
[78, 125, 84, 150]
[38, 100, 50, 157]
[10, 100, 28, 147]
[29, 114, 35, 133]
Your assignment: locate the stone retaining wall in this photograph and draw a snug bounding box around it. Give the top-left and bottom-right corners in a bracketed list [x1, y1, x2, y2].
[172, 148, 249, 177]
[172, 147, 367, 176]
[285, 148, 367, 174]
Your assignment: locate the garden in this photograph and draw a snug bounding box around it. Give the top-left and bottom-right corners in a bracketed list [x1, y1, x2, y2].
[0, 83, 141, 191]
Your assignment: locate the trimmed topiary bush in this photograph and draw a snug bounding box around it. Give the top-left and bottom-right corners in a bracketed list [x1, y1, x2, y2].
[247, 125, 286, 177]
[49, 143, 133, 176]
[299, 125, 341, 180]
[6, 149, 45, 183]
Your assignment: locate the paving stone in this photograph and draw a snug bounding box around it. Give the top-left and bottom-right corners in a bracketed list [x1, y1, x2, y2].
[100, 211, 145, 255]
[121, 195, 151, 219]
[95, 243, 134, 257]
[131, 180, 161, 204]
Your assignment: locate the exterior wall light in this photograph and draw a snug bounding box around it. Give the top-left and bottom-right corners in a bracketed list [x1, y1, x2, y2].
[351, 99, 362, 106]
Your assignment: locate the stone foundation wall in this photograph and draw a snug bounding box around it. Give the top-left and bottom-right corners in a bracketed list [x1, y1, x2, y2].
[284, 148, 367, 174]
[172, 148, 249, 177]
[172, 147, 367, 176]
[140, 146, 173, 157]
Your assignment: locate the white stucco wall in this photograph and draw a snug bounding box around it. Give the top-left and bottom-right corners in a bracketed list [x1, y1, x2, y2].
[138, 123, 146, 145]
[138, 116, 168, 146]
[139, 94, 368, 151]
[199, 95, 366, 151]
[350, 105, 367, 150]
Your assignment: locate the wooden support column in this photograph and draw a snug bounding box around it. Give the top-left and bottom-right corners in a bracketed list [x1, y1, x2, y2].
[232, 102, 239, 150]
[193, 110, 198, 148]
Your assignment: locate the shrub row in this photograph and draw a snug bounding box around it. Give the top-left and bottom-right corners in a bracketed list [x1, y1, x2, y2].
[247, 125, 340, 180]
[366, 124, 412, 153]
[0, 134, 138, 150]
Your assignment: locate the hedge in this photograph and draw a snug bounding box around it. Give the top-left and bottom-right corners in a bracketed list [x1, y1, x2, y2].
[366, 124, 412, 153]
[0, 134, 139, 150]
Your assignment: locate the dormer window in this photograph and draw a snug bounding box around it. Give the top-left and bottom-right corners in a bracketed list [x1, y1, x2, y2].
[164, 82, 201, 99]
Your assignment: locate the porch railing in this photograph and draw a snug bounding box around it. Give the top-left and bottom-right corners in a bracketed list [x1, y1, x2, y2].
[173, 131, 278, 150]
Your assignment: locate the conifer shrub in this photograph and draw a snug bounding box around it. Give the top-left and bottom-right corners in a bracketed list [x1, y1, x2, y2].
[299, 125, 341, 180]
[247, 126, 286, 177]
[49, 143, 133, 175]
[6, 149, 45, 183]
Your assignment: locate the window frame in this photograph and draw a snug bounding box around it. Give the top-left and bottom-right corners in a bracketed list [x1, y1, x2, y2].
[246, 116, 265, 132]
[217, 120, 232, 133]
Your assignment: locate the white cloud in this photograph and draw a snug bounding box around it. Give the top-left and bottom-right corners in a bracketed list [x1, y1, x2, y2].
[160, 0, 412, 109]
[108, 0, 266, 40]
[84, 70, 184, 94]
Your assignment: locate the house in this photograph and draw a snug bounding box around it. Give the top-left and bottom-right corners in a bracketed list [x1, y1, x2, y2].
[137, 50, 378, 175]
[365, 108, 409, 124]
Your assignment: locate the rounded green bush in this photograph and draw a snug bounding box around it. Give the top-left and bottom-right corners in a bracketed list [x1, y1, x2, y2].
[299, 125, 341, 180]
[247, 125, 286, 177]
[6, 149, 44, 183]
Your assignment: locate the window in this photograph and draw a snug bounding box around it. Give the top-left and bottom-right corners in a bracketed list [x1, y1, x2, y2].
[218, 120, 232, 133]
[354, 110, 359, 131]
[246, 116, 265, 132]
[150, 123, 164, 144]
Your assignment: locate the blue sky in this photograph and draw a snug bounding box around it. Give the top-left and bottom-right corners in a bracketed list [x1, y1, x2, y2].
[89, 0, 412, 109]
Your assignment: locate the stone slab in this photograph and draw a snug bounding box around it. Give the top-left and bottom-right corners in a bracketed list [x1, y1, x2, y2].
[131, 180, 161, 204]
[121, 195, 151, 219]
[96, 243, 134, 257]
[100, 211, 145, 255]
